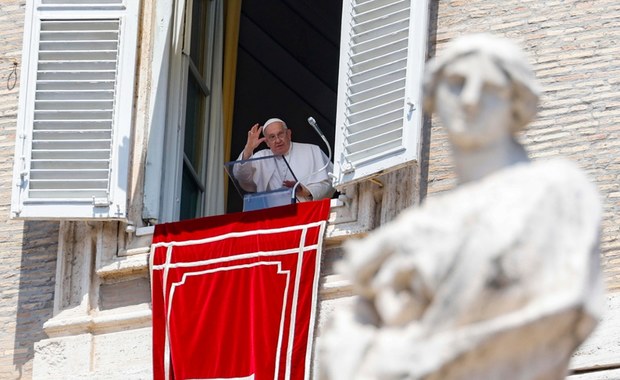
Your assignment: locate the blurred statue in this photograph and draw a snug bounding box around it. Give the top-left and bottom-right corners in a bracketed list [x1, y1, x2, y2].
[319, 34, 603, 380]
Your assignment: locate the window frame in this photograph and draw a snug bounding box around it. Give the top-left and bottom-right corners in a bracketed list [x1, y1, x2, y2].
[144, 0, 224, 223]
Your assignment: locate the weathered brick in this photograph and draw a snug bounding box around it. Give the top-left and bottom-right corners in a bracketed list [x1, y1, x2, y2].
[0, 3, 58, 378]
[426, 0, 620, 292]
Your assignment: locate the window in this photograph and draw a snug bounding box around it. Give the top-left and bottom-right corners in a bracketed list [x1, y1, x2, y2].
[179, 0, 214, 220]
[11, 0, 140, 220]
[144, 0, 225, 223]
[144, 0, 429, 225]
[12, 0, 429, 225]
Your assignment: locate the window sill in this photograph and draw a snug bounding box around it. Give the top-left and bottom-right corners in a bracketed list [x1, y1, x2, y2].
[44, 304, 152, 337]
[100, 194, 368, 290]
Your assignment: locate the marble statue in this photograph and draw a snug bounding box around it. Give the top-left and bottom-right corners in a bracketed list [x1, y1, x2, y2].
[318, 34, 603, 380]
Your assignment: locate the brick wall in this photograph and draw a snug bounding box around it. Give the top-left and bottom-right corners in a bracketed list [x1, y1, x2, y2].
[0, 1, 58, 378]
[423, 0, 620, 291]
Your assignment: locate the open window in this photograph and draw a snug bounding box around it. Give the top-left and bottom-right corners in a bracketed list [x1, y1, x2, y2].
[11, 0, 140, 220]
[225, 0, 343, 213]
[225, 0, 430, 215]
[143, 0, 225, 223]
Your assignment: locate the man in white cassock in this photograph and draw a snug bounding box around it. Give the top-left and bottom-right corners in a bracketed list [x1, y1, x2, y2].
[233, 118, 335, 202]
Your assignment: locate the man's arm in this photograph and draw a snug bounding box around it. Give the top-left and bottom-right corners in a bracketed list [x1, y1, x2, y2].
[232, 157, 257, 193]
[289, 144, 335, 201]
[305, 178, 335, 200]
[232, 123, 266, 193]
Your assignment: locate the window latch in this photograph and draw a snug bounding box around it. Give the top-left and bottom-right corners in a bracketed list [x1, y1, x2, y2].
[92, 197, 111, 207]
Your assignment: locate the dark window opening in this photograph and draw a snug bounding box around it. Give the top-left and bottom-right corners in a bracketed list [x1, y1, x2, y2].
[226, 0, 343, 213]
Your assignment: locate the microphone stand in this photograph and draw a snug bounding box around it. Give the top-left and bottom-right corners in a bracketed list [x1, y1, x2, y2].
[291, 117, 333, 202]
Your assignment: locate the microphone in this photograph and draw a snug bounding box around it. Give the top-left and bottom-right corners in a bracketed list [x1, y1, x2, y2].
[291, 117, 333, 202]
[307, 117, 323, 137]
[306, 117, 331, 163]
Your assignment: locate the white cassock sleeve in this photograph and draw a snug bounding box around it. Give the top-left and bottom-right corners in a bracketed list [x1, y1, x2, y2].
[289, 143, 335, 201]
[233, 149, 278, 193]
[234, 143, 334, 201]
[231, 156, 257, 193]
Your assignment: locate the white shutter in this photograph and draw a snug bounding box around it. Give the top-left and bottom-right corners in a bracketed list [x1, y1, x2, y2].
[333, 0, 429, 187]
[11, 0, 139, 219]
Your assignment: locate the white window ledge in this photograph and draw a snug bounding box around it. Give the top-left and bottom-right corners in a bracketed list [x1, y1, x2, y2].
[44, 305, 152, 337]
[98, 197, 360, 297]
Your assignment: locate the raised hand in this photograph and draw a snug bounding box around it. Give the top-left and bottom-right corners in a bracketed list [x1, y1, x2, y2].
[242, 123, 265, 159]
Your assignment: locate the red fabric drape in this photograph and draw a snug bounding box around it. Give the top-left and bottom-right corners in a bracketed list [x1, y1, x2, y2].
[151, 200, 330, 380]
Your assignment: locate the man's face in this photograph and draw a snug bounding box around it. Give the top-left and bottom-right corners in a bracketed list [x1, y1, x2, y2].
[435, 54, 513, 151]
[264, 122, 292, 155]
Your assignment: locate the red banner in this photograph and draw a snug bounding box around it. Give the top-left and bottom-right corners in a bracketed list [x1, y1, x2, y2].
[151, 200, 331, 380]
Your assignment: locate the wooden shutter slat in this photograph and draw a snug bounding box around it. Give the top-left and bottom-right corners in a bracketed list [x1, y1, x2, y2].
[33, 130, 111, 139]
[36, 81, 115, 91]
[346, 144, 404, 165]
[40, 19, 119, 30]
[29, 179, 109, 189]
[31, 169, 109, 179]
[347, 117, 402, 139]
[347, 137, 403, 158]
[31, 149, 111, 160]
[347, 87, 404, 114]
[347, 128, 402, 150]
[36, 90, 115, 100]
[35, 100, 114, 110]
[38, 62, 117, 71]
[34, 121, 112, 130]
[354, 0, 407, 18]
[37, 70, 116, 75]
[32, 141, 112, 150]
[31, 159, 109, 170]
[40, 41, 118, 50]
[39, 51, 118, 60]
[34, 110, 113, 119]
[28, 190, 109, 199]
[347, 97, 402, 124]
[42, 0, 124, 6]
[349, 77, 405, 104]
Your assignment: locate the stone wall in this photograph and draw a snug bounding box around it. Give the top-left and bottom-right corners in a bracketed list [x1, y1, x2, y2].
[0, 2, 59, 378]
[423, 0, 620, 292]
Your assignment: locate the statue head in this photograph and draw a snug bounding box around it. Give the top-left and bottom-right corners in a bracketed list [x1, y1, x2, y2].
[423, 34, 540, 151]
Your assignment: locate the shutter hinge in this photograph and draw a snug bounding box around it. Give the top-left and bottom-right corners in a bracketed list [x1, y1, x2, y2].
[406, 98, 416, 118]
[92, 196, 111, 207]
[342, 161, 355, 174]
[19, 154, 27, 179]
